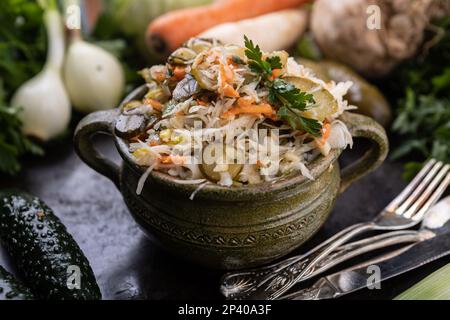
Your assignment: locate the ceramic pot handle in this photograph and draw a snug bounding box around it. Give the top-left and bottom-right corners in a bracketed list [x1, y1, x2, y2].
[74, 109, 121, 188]
[339, 112, 389, 193]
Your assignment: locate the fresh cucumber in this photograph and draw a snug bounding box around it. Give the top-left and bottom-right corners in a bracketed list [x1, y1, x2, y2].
[0, 190, 101, 300]
[0, 266, 34, 300]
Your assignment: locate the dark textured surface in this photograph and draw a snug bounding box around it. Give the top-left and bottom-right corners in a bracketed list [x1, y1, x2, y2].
[0, 137, 448, 300]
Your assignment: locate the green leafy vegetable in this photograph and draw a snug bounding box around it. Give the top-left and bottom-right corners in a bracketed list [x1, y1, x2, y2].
[244, 36, 273, 75]
[395, 260, 450, 300]
[0, 0, 45, 175]
[0, 0, 46, 100]
[0, 103, 44, 175]
[244, 36, 321, 136]
[389, 17, 450, 179]
[266, 56, 283, 70]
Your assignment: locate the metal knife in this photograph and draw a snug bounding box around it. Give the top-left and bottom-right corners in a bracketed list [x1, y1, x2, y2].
[282, 230, 450, 300]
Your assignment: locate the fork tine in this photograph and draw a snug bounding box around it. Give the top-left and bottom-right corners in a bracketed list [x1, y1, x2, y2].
[395, 161, 444, 215]
[411, 171, 450, 221]
[385, 159, 437, 212]
[404, 165, 450, 219]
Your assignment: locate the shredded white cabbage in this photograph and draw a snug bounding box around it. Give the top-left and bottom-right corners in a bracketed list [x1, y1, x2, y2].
[126, 38, 355, 195]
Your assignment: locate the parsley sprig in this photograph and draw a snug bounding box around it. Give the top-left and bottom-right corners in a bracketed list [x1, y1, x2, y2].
[244, 36, 282, 75]
[244, 36, 322, 136]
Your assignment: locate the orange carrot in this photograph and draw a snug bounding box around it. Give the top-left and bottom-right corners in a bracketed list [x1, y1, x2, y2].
[159, 155, 185, 165]
[171, 66, 186, 81]
[218, 61, 239, 97]
[316, 122, 331, 145]
[270, 68, 283, 80]
[220, 62, 234, 82]
[160, 155, 173, 164]
[147, 0, 312, 55]
[222, 85, 239, 98]
[144, 98, 164, 111]
[237, 97, 255, 107]
[222, 102, 273, 118]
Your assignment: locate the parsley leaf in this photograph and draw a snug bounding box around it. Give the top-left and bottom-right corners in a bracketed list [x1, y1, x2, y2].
[270, 78, 315, 109]
[0, 102, 43, 175]
[244, 36, 322, 136]
[388, 17, 450, 179]
[276, 106, 322, 136]
[266, 56, 282, 70]
[244, 36, 271, 75]
[298, 116, 323, 136]
[269, 78, 320, 136]
[0, 0, 45, 175]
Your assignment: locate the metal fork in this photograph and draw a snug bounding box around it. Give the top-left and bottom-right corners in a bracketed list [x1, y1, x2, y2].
[221, 229, 428, 298]
[222, 159, 450, 300]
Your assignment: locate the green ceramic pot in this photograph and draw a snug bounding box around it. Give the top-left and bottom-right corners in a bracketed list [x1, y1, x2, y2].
[74, 86, 389, 270]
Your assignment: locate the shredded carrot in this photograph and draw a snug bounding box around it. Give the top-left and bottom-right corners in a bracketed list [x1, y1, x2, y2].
[171, 66, 186, 81]
[218, 61, 238, 97]
[160, 155, 172, 164]
[270, 68, 283, 80]
[222, 101, 274, 118]
[144, 98, 164, 111]
[221, 62, 234, 82]
[316, 123, 331, 146]
[159, 155, 185, 165]
[149, 140, 159, 147]
[223, 84, 240, 98]
[227, 57, 238, 66]
[237, 97, 255, 107]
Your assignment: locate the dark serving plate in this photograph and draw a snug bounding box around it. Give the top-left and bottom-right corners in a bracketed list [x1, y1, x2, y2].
[1, 136, 448, 300]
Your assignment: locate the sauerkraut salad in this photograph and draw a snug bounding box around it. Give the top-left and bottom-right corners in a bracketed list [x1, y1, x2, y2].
[121, 38, 355, 194]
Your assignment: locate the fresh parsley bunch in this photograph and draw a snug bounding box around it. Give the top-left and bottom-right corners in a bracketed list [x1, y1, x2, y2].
[389, 17, 450, 179]
[0, 0, 45, 175]
[0, 101, 43, 175]
[244, 36, 322, 136]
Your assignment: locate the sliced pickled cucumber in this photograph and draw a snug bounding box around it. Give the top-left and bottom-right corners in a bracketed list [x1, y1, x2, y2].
[168, 47, 197, 65]
[200, 144, 243, 182]
[284, 76, 338, 121]
[191, 67, 217, 91]
[296, 59, 392, 128]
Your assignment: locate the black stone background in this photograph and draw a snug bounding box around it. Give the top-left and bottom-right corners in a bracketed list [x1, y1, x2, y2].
[0, 136, 449, 300]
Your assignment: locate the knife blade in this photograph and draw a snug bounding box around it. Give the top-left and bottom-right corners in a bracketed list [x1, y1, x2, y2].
[283, 230, 450, 300]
